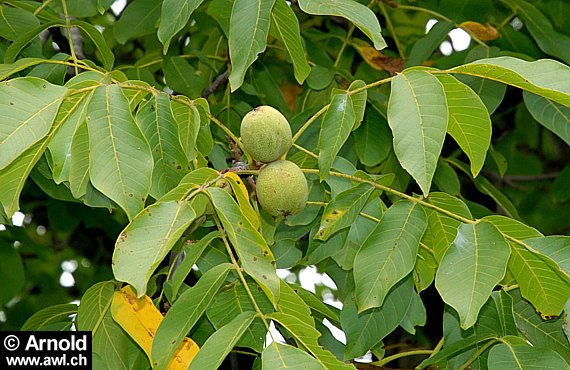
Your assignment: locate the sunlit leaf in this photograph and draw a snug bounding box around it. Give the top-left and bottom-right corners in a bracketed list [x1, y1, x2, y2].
[0, 77, 67, 170]
[488, 342, 569, 369]
[318, 92, 355, 180]
[436, 222, 510, 329]
[354, 200, 427, 311]
[524, 92, 570, 146]
[207, 187, 280, 304]
[270, 0, 310, 84]
[450, 57, 570, 107]
[228, 0, 275, 91]
[86, 84, 153, 219]
[188, 311, 257, 370]
[387, 70, 448, 195]
[298, 0, 386, 50]
[436, 73, 491, 177]
[158, 0, 205, 53]
[262, 342, 326, 370]
[152, 263, 232, 369]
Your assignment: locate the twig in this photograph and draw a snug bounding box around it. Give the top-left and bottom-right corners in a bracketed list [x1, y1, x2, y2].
[202, 69, 229, 98]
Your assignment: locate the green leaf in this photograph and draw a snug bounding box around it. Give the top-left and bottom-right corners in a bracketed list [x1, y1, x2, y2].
[48, 90, 95, 185]
[20, 304, 77, 331]
[399, 287, 427, 334]
[206, 279, 273, 352]
[448, 158, 522, 220]
[268, 312, 355, 369]
[0, 5, 40, 40]
[158, 0, 205, 53]
[0, 77, 67, 170]
[450, 57, 570, 107]
[188, 311, 257, 370]
[387, 70, 448, 195]
[524, 92, 570, 146]
[295, 287, 341, 326]
[72, 20, 115, 70]
[424, 192, 473, 262]
[86, 85, 153, 219]
[171, 97, 200, 162]
[0, 58, 55, 81]
[508, 241, 570, 318]
[435, 222, 511, 329]
[163, 56, 206, 99]
[169, 231, 221, 299]
[112, 200, 197, 297]
[417, 334, 496, 369]
[113, 0, 161, 44]
[510, 289, 570, 363]
[354, 200, 427, 312]
[482, 215, 542, 240]
[353, 107, 391, 167]
[152, 263, 232, 369]
[28, 53, 69, 85]
[207, 187, 280, 304]
[69, 121, 91, 198]
[488, 342, 570, 369]
[524, 236, 570, 277]
[318, 92, 355, 180]
[349, 80, 367, 130]
[436, 74, 491, 177]
[262, 342, 326, 370]
[298, 0, 386, 50]
[3, 21, 62, 64]
[0, 242, 25, 305]
[406, 21, 454, 67]
[503, 0, 570, 65]
[136, 93, 190, 198]
[342, 276, 415, 360]
[316, 183, 374, 241]
[277, 280, 314, 327]
[228, 0, 275, 91]
[270, 0, 310, 84]
[77, 281, 129, 370]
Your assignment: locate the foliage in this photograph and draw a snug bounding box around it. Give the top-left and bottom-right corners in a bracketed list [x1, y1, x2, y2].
[1, 0, 569, 369]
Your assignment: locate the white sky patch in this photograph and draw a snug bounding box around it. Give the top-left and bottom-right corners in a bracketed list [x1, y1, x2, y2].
[59, 272, 75, 288]
[440, 41, 453, 56]
[265, 320, 286, 347]
[111, 0, 127, 16]
[323, 318, 346, 344]
[449, 28, 471, 51]
[12, 211, 25, 227]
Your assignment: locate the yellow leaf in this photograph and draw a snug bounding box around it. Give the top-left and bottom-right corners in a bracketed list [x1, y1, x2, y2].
[460, 21, 500, 41]
[111, 285, 199, 368]
[223, 171, 260, 229]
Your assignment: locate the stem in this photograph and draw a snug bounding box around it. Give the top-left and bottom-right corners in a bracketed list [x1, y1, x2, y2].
[61, 0, 79, 75]
[397, 4, 487, 47]
[371, 349, 433, 367]
[459, 339, 497, 370]
[379, 2, 405, 59]
[303, 169, 475, 224]
[207, 113, 246, 155]
[333, 25, 355, 68]
[33, 0, 54, 16]
[305, 201, 381, 222]
[291, 76, 393, 144]
[496, 12, 516, 31]
[212, 214, 272, 334]
[292, 143, 318, 159]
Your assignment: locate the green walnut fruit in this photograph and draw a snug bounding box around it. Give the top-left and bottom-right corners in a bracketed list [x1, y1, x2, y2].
[240, 106, 292, 163]
[256, 160, 308, 217]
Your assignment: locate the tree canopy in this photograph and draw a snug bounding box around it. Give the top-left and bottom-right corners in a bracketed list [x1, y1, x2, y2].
[0, 0, 569, 369]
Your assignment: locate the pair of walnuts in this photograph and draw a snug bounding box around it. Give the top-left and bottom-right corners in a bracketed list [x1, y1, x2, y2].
[240, 106, 309, 217]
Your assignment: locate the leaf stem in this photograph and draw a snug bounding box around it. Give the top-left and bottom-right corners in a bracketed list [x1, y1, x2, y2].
[378, 2, 405, 59]
[333, 25, 355, 68]
[33, 0, 54, 16]
[292, 143, 318, 159]
[459, 338, 497, 370]
[371, 349, 433, 367]
[212, 214, 272, 334]
[291, 76, 393, 144]
[61, 0, 79, 75]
